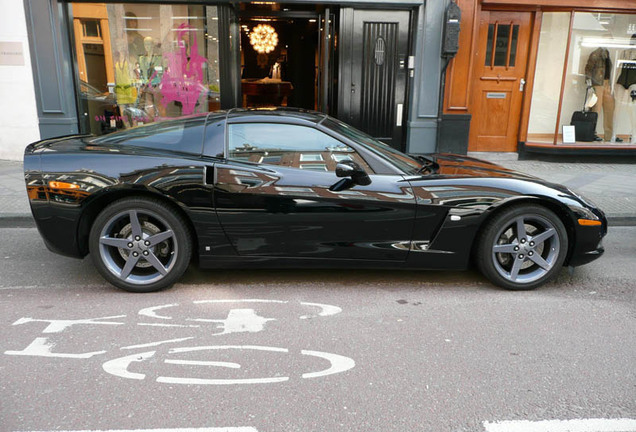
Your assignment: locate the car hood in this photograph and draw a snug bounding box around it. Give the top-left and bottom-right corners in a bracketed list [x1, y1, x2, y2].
[430, 153, 539, 180]
[410, 153, 580, 201]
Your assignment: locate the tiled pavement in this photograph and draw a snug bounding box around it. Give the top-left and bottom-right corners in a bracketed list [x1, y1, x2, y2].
[0, 160, 29, 218]
[1, 155, 635, 224]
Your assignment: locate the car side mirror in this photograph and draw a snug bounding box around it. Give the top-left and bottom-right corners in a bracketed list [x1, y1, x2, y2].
[335, 161, 371, 186]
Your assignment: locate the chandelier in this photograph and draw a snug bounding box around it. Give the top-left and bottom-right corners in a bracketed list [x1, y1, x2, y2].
[249, 24, 278, 54]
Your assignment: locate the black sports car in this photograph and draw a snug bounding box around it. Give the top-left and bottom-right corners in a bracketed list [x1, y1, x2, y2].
[24, 108, 607, 292]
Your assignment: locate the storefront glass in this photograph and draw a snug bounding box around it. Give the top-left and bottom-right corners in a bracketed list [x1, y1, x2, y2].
[71, 3, 221, 136]
[528, 11, 636, 145]
[527, 12, 570, 143]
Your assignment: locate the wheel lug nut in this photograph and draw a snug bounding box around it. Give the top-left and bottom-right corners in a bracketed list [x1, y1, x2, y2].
[144, 241, 151, 246]
[514, 246, 519, 251]
[143, 250, 149, 256]
[132, 252, 139, 257]
[520, 239, 526, 244]
[529, 241, 535, 247]
[529, 251, 534, 256]
[518, 254, 524, 259]
[127, 242, 134, 248]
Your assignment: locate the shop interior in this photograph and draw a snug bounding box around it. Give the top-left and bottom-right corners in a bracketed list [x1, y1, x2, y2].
[238, 2, 335, 111]
[70, 2, 337, 136]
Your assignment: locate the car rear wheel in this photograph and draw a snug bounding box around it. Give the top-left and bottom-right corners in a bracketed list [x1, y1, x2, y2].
[476, 204, 568, 290]
[89, 197, 192, 293]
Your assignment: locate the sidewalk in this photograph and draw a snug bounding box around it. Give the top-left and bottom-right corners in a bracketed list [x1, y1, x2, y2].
[0, 155, 635, 225]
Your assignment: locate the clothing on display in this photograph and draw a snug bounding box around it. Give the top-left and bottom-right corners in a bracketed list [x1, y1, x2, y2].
[585, 48, 616, 141]
[617, 47, 636, 90]
[114, 59, 137, 105]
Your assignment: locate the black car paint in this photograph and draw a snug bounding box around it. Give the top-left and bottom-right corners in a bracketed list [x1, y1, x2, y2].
[24, 110, 606, 273]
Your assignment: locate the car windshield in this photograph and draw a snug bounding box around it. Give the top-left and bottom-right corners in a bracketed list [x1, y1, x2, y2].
[321, 116, 423, 175]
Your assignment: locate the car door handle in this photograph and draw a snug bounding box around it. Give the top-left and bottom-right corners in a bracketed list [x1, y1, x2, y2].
[204, 165, 216, 185]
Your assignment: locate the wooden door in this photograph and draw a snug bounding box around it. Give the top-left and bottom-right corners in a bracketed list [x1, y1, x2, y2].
[469, 11, 532, 152]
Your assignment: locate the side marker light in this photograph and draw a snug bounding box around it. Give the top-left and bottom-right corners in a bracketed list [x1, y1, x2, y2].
[49, 181, 80, 190]
[578, 219, 602, 226]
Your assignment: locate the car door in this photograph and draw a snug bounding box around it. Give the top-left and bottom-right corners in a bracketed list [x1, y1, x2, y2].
[213, 121, 416, 261]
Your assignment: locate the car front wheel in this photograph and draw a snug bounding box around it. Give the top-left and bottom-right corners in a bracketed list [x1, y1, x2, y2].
[89, 197, 192, 293]
[476, 204, 568, 290]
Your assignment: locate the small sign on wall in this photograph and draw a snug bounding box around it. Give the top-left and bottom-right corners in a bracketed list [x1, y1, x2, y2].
[0, 42, 25, 66]
[563, 125, 576, 143]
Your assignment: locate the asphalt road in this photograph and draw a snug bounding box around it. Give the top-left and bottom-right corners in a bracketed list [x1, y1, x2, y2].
[1, 227, 635, 432]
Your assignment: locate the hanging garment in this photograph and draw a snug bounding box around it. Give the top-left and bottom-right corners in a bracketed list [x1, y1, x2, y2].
[617, 49, 636, 89]
[114, 60, 137, 105]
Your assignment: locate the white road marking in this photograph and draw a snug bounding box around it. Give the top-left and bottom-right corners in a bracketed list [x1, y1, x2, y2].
[138, 304, 179, 320]
[0, 285, 40, 290]
[101, 345, 355, 385]
[0, 284, 107, 291]
[137, 323, 201, 328]
[160, 345, 290, 385]
[5, 337, 106, 359]
[135, 300, 342, 324]
[187, 309, 275, 334]
[102, 351, 156, 380]
[12, 315, 125, 333]
[483, 418, 636, 432]
[121, 337, 195, 350]
[18, 428, 259, 432]
[299, 302, 342, 319]
[301, 350, 356, 379]
[157, 375, 289, 385]
[193, 300, 288, 305]
[168, 345, 289, 354]
[164, 360, 241, 369]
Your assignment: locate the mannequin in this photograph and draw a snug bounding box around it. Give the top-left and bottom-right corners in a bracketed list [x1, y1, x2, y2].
[616, 34, 636, 143]
[125, 12, 145, 62]
[139, 37, 162, 85]
[585, 47, 621, 142]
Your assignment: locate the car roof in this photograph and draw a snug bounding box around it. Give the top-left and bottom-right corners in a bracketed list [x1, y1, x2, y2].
[226, 107, 327, 124]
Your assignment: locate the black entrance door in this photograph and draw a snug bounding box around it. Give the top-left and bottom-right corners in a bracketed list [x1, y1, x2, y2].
[338, 9, 411, 150]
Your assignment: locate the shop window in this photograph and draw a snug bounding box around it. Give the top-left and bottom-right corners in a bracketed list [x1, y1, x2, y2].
[559, 12, 636, 143]
[528, 12, 636, 145]
[71, 3, 222, 136]
[485, 23, 519, 68]
[527, 12, 570, 143]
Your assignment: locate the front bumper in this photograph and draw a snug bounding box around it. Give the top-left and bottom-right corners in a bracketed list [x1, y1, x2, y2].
[567, 212, 607, 267]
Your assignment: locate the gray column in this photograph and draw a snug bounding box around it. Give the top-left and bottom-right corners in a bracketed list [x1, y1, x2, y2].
[24, 0, 79, 138]
[406, 0, 444, 154]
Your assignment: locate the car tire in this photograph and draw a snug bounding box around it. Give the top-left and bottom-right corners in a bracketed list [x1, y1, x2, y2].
[476, 204, 568, 290]
[89, 197, 192, 293]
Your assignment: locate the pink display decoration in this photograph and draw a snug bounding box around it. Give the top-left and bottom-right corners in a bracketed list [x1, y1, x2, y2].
[159, 24, 208, 115]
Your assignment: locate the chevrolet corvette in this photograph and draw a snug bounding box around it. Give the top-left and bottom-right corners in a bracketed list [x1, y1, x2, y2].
[24, 108, 607, 292]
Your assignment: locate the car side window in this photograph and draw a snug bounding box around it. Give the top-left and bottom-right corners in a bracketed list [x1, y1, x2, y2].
[91, 116, 206, 155]
[227, 123, 374, 173]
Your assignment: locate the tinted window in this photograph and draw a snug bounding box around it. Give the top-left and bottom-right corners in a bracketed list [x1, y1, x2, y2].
[321, 117, 421, 175]
[228, 123, 373, 173]
[90, 116, 206, 155]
